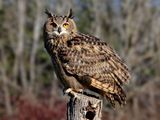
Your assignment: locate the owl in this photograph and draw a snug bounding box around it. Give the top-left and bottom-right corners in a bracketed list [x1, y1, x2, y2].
[43, 9, 131, 107]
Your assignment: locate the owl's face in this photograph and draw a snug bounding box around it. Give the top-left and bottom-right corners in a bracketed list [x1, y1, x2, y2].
[44, 9, 77, 39]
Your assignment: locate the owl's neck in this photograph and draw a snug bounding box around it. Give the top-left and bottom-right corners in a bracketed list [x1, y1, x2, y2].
[52, 36, 68, 48]
[45, 33, 77, 55]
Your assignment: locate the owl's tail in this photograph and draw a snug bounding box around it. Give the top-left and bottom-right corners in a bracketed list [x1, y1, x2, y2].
[104, 86, 126, 107]
[86, 77, 126, 107]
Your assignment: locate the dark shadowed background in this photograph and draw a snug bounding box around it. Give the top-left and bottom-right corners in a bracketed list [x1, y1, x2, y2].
[0, 0, 160, 120]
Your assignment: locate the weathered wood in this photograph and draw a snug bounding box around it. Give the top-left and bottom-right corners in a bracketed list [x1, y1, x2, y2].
[67, 92, 102, 120]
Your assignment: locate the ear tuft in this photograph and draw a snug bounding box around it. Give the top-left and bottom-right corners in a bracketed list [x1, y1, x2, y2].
[45, 9, 53, 18]
[67, 9, 74, 19]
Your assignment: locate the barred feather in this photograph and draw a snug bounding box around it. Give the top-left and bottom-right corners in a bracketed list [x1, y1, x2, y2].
[57, 33, 131, 105]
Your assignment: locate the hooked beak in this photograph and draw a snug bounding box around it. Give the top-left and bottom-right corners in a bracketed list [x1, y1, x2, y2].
[58, 27, 62, 34]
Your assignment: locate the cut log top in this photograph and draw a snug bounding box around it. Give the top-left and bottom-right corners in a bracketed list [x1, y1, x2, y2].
[67, 92, 102, 120]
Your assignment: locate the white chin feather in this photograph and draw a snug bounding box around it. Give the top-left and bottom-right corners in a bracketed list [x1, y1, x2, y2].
[54, 31, 69, 36]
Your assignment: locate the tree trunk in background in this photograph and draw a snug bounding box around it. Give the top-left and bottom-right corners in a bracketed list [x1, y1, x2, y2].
[0, 48, 12, 116]
[29, 0, 43, 92]
[0, 0, 2, 10]
[14, 0, 27, 91]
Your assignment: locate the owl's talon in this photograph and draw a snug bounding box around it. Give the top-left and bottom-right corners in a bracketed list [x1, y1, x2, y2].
[64, 88, 73, 94]
[77, 89, 83, 94]
[64, 88, 80, 99]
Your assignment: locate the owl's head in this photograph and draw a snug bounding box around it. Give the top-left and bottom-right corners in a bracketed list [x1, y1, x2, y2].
[44, 9, 77, 39]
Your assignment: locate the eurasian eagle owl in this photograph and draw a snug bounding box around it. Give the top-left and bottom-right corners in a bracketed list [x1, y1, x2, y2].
[43, 9, 131, 106]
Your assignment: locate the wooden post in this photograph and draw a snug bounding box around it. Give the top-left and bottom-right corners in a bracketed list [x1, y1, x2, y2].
[67, 92, 102, 120]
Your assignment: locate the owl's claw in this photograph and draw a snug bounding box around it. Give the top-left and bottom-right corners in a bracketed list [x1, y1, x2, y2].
[64, 88, 79, 99]
[77, 89, 83, 93]
[64, 88, 73, 94]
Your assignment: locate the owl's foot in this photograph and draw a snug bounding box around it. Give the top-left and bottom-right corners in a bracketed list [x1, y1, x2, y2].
[75, 89, 84, 94]
[64, 88, 73, 94]
[64, 88, 79, 99]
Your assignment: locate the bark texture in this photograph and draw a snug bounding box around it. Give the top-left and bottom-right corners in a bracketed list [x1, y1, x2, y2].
[67, 93, 102, 120]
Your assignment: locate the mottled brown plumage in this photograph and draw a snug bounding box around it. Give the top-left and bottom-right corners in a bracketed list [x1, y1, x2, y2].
[43, 9, 131, 107]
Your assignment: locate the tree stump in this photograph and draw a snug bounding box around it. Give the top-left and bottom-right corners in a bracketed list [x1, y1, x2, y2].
[67, 92, 102, 120]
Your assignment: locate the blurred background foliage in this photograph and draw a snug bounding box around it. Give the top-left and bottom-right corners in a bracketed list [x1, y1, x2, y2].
[0, 0, 160, 120]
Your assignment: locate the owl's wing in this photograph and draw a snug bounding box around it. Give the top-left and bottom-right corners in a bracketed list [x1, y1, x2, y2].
[59, 33, 131, 105]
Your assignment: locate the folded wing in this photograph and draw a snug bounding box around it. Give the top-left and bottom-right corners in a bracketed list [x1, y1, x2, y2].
[58, 33, 131, 106]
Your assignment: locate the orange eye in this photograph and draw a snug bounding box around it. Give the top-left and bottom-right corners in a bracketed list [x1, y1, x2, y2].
[63, 22, 69, 28]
